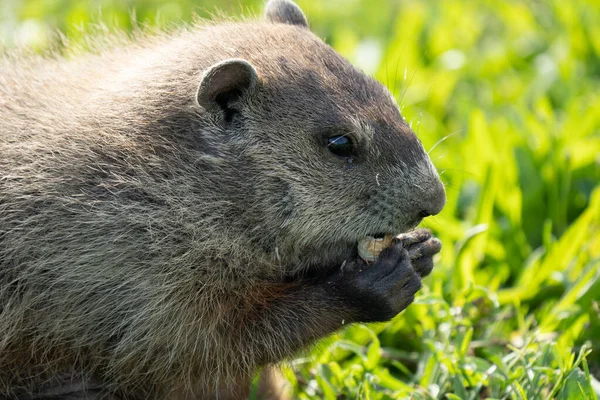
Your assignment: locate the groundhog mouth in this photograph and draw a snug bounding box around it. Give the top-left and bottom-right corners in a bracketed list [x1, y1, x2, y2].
[357, 232, 394, 263]
[299, 231, 405, 272]
[357, 227, 428, 263]
[371, 232, 389, 239]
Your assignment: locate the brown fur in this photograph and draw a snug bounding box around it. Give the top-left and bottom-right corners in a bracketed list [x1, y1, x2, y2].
[0, 0, 445, 398]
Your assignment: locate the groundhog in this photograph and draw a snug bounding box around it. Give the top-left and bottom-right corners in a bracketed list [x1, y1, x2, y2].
[0, 0, 446, 398]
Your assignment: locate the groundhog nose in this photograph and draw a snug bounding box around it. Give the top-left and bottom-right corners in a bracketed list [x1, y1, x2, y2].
[420, 178, 446, 217]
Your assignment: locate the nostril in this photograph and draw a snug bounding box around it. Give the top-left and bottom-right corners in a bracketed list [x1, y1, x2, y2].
[418, 210, 431, 220]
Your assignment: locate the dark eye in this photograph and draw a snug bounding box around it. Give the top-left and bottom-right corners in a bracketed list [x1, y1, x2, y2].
[327, 135, 355, 158]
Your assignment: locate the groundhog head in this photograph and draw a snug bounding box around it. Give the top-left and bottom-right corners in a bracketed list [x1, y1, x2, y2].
[195, 0, 445, 270]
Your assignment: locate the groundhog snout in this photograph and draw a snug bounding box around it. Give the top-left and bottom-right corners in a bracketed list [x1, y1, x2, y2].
[419, 176, 446, 218]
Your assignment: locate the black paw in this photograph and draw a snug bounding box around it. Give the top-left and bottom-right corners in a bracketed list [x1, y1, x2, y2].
[331, 243, 421, 323]
[396, 228, 441, 278]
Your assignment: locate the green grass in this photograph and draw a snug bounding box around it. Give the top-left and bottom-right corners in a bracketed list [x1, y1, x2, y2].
[2, 0, 599, 398]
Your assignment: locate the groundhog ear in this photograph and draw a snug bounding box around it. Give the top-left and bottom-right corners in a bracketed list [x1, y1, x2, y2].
[265, 0, 309, 28]
[196, 59, 258, 117]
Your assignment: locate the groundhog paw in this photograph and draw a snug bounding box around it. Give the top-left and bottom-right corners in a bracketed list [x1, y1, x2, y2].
[334, 243, 421, 323]
[395, 228, 441, 278]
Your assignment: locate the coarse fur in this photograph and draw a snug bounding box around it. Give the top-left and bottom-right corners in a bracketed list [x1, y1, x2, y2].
[0, 0, 445, 398]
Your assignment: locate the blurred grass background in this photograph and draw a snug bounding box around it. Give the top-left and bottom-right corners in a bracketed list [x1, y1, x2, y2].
[2, 0, 599, 398]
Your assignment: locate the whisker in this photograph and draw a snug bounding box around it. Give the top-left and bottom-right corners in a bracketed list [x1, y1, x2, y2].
[437, 168, 481, 179]
[428, 130, 463, 155]
[422, 215, 448, 229]
[439, 186, 460, 194]
[384, 53, 390, 91]
[415, 109, 424, 135]
[398, 65, 419, 106]
[415, 84, 434, 135]
[392, 40, 409, 97]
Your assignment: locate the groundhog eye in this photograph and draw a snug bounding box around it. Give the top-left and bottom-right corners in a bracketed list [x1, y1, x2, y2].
[327, 135, 355, 158]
